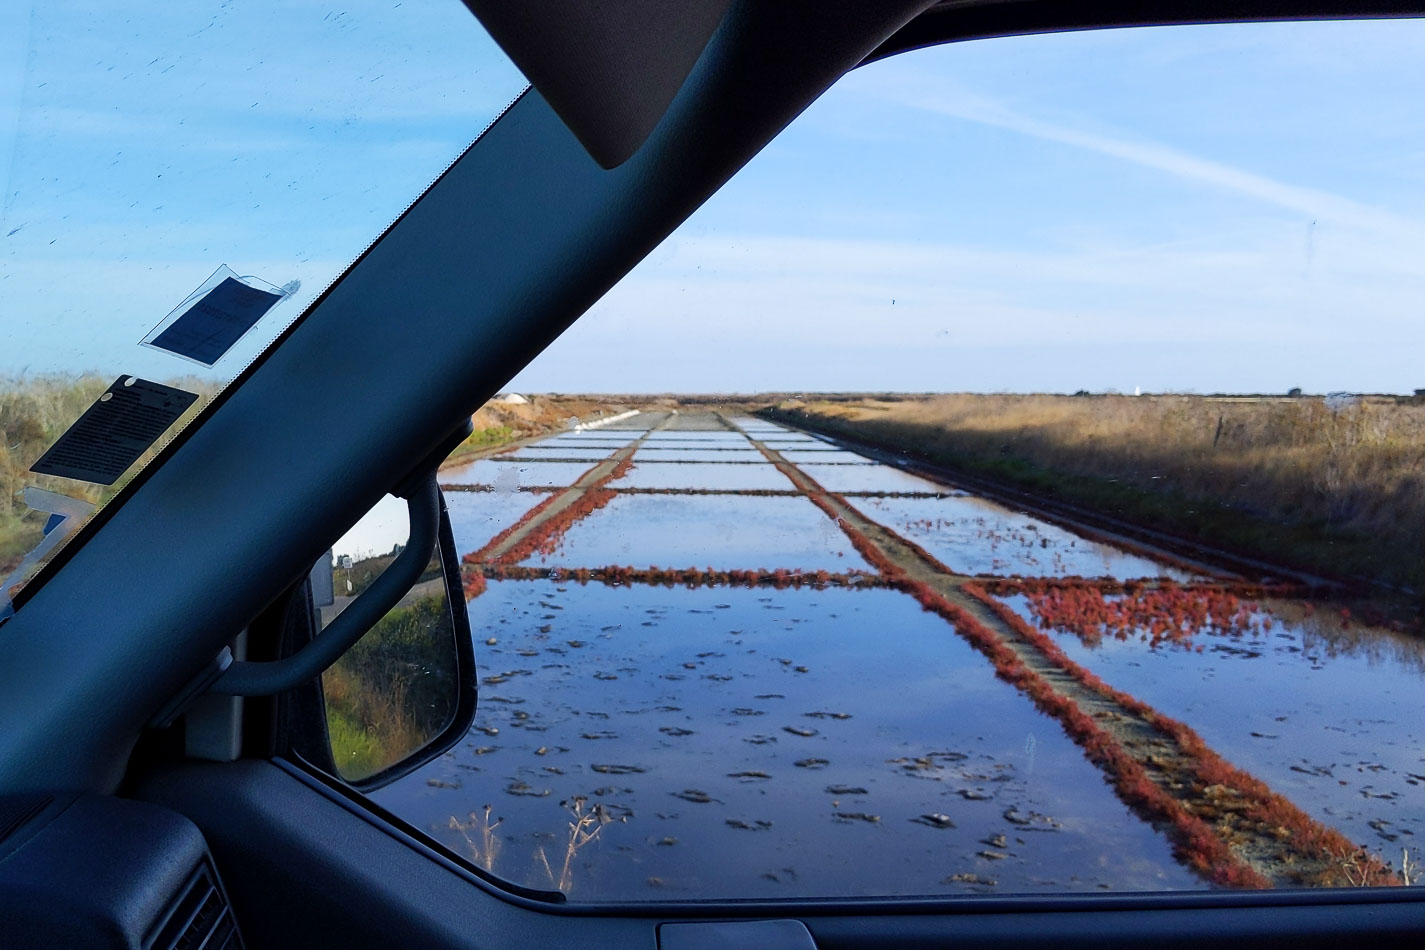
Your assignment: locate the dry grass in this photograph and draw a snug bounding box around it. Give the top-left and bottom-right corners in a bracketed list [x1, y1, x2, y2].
[449, 805, 503, 873]
[774, 395, 1425, 592]
[1, 375, 112, 567]
[2, 373, 217, 582]
[321, 660, 425, 781]
[440, 395, 633, 470]
[535, 796, 626, 894]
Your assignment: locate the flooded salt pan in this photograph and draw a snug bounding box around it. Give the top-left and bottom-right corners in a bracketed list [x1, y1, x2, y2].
[777, 449, 875, 464]
[440, 459, 596, 489]
[856, 496, 1196, 580]
[795, 462, 949, 494]
[631, 449, 766, 463]
[537, 437, 634, 449]
[999, 593, 1425, 850]
[507, 446, 621, 461]
[518, 493, 871, 571]
[642, 430, 751, 443]
[374, 582, 1199, 900]
[444, 490, 542, 554]
[609, 462, 796, 491]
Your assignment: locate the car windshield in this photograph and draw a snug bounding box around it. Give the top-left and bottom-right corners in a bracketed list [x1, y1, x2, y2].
[356, 19, 1425, 901]
[1, 0, 524, 612]
[7, 2, 1425, 908]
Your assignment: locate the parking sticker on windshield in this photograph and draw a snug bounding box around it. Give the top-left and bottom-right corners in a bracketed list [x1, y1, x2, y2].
[29, 377, 199, 485]
[142, 265, 293, 366]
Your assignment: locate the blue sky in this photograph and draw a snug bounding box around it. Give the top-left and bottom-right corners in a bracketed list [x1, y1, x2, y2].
[4, 3, 1424, 394]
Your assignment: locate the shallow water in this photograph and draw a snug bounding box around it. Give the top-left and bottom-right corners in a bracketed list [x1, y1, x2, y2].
[729, 419, 795, 433]
[762, 440, 840, 450]
[403, 412, 1422, 901]
[535, 441, 632, 452]
[440, 459, 597, 489]
[374, 582, 1199, 900]
[630, 449, 767, 463]
[999, 594, 1425, 849]
[793, 462, 950, 494]
[855, 496, 1197, 580]
[608, 461, 797, 491]
[636, 440, 753, 449]
[642, 430, 751, 443]
[517, 494, 871, 571]
[506, 446, 622, 461]
[775, 448, 875, 465]
[444, 490, 543, 555]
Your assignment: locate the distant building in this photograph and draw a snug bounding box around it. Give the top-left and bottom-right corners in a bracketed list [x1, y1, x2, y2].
[493, 392, 529, 405]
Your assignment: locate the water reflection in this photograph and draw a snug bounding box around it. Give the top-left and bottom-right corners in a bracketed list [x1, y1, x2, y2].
[517, 494, 871, 571]
[374, 582, 1197, 898]
[859, 496, 1198, 581]
[1001, 593, 1425, 848]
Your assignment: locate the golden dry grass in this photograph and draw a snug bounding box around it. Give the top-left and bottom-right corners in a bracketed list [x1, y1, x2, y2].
[778, 394, 1425, 591]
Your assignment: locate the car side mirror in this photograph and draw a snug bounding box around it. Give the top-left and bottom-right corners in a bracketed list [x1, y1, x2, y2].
[198, 473, 477, 789]
[309, 484, 477, 786]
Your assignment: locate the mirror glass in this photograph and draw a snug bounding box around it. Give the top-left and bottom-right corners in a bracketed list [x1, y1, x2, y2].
[317, 493, 461, 783]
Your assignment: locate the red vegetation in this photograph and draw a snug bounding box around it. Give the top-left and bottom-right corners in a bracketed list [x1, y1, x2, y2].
[962, 582, 1400, 887]
[755, 447, 1394, 887]
[467, 487, 619, 566]
[607, 452, 636, 482]
[461, 447, 639, 569]
[447, 484, 955, 499]
[1017, 580, 1260, 649]
[890, 574, 1269, 888]
[463, 490, 566, 564]
[469, 563, 887, 590]
[976, 577, 1303, 599]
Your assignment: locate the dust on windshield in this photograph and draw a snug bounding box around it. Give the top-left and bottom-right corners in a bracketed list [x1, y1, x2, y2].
[1, 1, 525, 612]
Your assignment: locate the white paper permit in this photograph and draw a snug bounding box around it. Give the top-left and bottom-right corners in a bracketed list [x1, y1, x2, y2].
[29, 376, 199, 486]
[141, 265, 293, 367]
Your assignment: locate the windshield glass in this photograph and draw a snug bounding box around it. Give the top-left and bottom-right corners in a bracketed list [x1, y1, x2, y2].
[1, 0, 525, 610]
[362, 19, 1425, 901]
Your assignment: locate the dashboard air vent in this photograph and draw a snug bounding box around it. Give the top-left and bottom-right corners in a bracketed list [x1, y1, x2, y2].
[147, 862, 241, 950]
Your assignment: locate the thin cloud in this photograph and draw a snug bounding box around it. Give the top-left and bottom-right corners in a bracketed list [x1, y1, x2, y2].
[902, 86, 1424, 242]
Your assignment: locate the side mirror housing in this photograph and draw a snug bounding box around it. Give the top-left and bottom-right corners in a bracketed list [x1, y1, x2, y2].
[277, 484, 477, 788]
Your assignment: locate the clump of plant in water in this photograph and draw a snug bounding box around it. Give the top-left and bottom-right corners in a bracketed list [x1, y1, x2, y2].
[775, 467, 1397, 888]
[961, 581, 1400, 887]
[464, 452, 637, 567]
[535, 796, 627, 894]
[450, 805, 503, 873]
[469, 563, 888, 590]
[1018, 580, 1261, 649]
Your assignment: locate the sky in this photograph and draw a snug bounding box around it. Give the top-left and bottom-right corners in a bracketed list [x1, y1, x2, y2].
[3, 3, 1424, 394]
